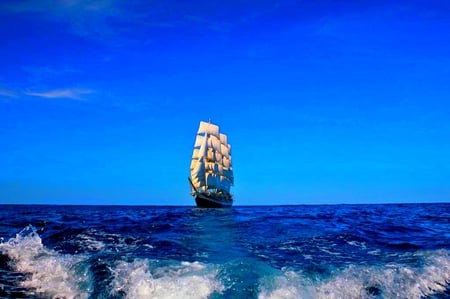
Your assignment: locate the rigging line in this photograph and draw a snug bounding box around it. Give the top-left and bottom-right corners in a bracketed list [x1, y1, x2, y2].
[188, 177, 198, 193]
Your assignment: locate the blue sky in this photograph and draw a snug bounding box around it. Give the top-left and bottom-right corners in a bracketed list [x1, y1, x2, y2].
[1, 0, 449, 205]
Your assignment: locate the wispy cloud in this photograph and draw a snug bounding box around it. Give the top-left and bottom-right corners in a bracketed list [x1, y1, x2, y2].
[25, 88, 93, 100]
[0, 89, 17, 98]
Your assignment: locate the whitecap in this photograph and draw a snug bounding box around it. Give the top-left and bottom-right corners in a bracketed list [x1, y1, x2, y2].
[258, 249, 450, 299]
[318, 250, 450, 299]
[258, 270, 316, 299]
[0, 225, 90, 299]
[110, 259, 224, 299]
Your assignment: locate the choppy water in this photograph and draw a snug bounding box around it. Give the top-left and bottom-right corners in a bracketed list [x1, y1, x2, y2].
[0, 203, 449, 299]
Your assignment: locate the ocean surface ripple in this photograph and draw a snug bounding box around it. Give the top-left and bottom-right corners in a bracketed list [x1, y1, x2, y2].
[0, 203, 449, 298]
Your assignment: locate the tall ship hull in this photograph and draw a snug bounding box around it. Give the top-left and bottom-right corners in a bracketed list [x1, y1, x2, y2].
[189, 120, 234, 208]
[194, 192, 232, 208]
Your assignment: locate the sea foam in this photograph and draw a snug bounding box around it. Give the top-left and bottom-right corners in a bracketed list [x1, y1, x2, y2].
[110, 259, 224, 299]
[259, 250, 450, 299]
[0, 225, 90, 299]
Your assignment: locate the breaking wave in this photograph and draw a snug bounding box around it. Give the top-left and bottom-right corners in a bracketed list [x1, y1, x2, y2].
[110, 260, 223, 299]
[259, 250, 450, 299]
[0, 225, 90, 299]
[0, 226, 224, 299]
[1, 203, 449, 299]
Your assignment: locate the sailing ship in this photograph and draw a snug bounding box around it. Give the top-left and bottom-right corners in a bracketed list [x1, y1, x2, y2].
[189, 120, 234, 207]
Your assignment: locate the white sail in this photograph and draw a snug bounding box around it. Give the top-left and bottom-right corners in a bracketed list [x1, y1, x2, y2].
[208, 134, 222, 152]
[198, 121, 219, 138]
[222, 156, 231, 169]
[220, 133, 227, 145]
[217, 163, 223, 174]
[190, 158, 197, 173]
[190, 159, 205, 189]
[190, 120, 234, 198]
[191, 148, 201, 164]
[220, 144, 229, 158]
[194, 135, 204, 148]
[190, 130, 208, 189]
[215, 151, 223, 166]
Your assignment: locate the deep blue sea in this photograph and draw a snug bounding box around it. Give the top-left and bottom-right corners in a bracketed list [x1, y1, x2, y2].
[0, 204, 449, 299]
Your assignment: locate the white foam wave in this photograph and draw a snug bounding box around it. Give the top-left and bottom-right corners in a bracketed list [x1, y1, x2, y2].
[110, 259, 224, 299]
[258, 270, 315, 299]
[0, 225, 90, 299]
[259, 250, 450, 299]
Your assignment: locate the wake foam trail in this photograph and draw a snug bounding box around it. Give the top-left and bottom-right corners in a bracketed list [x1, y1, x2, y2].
[0, 225, 90, 299]
[258, 270, 315, 299]
[110, 259, 224, 299]
[259, 249, 450, 299]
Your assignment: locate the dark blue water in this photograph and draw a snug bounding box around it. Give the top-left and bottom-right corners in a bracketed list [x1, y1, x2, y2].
[0, 204, 449, 298]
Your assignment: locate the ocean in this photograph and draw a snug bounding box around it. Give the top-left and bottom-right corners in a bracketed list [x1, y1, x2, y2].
[0, 203, 449, 299]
